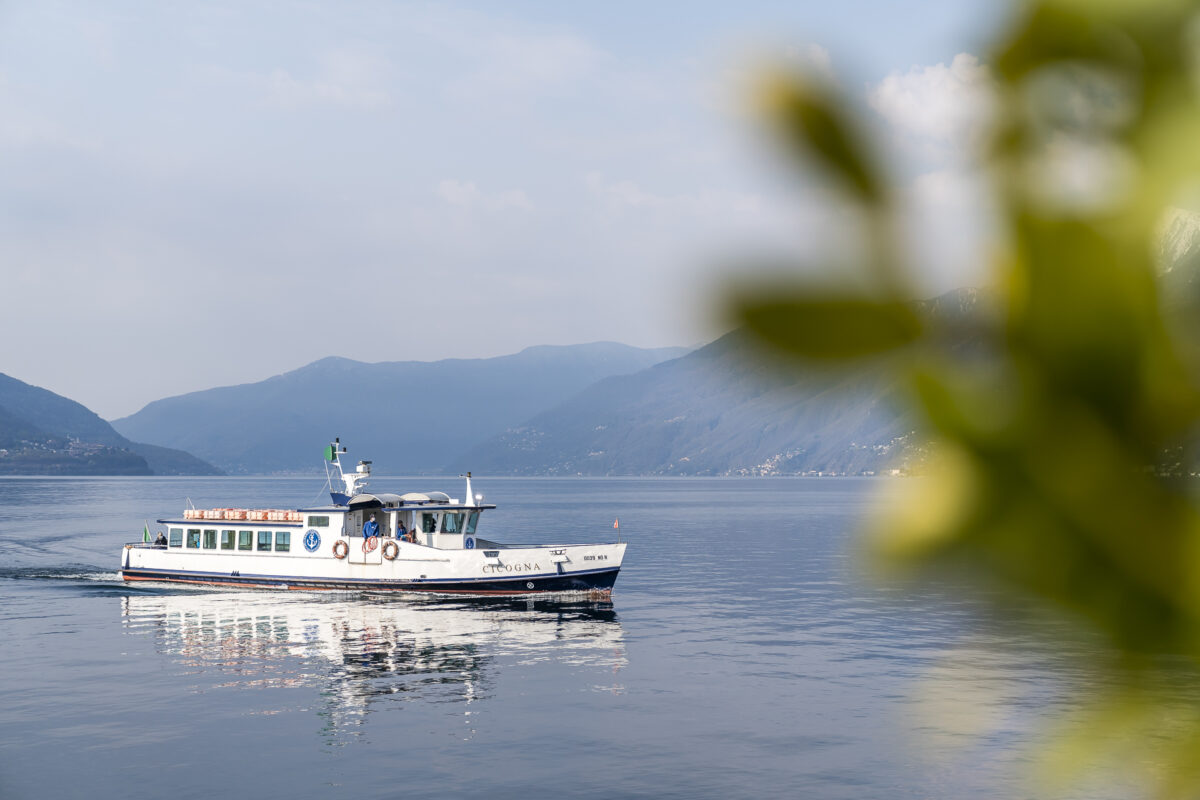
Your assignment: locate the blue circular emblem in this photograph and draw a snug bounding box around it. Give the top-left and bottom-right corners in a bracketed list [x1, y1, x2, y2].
[304, 529, 321, 552]
[464, 536, 475, 550]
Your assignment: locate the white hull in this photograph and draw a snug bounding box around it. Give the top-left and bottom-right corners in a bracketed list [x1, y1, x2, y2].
[123, 537, 625, 595]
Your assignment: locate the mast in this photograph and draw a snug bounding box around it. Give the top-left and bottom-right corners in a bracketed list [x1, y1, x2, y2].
[326, 438, 370, 505]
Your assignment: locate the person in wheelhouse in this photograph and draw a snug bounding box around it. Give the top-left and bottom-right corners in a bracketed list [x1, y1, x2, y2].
[363, 513, 379, 540]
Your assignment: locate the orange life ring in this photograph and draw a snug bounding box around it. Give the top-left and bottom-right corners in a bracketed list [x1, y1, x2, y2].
[382, 540, 399, 560]
[333, 540, 349, 559]
[363, 536, 379, 553]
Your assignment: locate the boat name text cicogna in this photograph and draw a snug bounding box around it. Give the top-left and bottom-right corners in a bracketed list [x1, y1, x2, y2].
[482, 562, 542, 574]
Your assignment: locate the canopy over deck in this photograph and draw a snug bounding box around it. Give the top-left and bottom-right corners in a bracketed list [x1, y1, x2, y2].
[345, 492, 494, 511]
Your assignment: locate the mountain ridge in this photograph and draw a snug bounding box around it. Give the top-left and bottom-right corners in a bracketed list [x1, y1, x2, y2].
[448, 290, 986, 476]
[448, 330, 914, 476]
[113, 342, 690, 474]
[0, 373, 221, 475]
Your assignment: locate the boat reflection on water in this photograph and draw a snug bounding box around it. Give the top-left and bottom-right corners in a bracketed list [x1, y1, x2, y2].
[120, 592, 625, 739]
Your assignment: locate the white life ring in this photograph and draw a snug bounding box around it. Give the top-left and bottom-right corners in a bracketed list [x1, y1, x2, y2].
[332, 540, 349, 559]
[382, 540, 399, 560]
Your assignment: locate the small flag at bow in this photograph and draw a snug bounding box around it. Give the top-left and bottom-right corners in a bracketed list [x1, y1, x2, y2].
[143, 523, 151, 543]
[613, 518, 619, 529]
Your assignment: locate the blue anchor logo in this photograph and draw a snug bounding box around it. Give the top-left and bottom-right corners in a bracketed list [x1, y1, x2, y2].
[303, 529, 321, 552]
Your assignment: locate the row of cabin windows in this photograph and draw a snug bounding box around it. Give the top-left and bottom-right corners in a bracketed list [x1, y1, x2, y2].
[297, 511, 479, 536]
[168, 513, 480, 550]
[169, 528, 290, 552]
[420, 512, 479, 535]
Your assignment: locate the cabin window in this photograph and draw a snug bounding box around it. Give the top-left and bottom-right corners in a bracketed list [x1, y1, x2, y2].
[238, 530, 253, 551]
[465, 512, 479, 535]
[203, 529, 217, 549]
[257, 531, 272, 552]
[441, 513, 464, 533]
[169, 528, 183, 548]
[421, 513, 438, 533]
[220, 530, 236, 550]
[307, 516, 330, 527]
[186, 529, 201, 548]
[275, 531, 291, 552]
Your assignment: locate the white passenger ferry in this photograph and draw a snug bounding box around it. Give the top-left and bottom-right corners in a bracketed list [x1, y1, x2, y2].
[121, 440, 626, 596]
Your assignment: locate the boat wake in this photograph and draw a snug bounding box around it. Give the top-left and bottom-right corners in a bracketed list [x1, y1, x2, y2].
[0, 565, 215, 596]
[2, 565, 122, 582]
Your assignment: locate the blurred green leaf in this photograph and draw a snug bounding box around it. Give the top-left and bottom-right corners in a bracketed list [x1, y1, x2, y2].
[732, 0, 1200, 794]
[738, 293, 921, 360]
[993, 4, 1140, 82]
[759, 75, 883, 207]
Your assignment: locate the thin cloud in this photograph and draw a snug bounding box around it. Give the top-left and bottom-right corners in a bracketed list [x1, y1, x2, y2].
[788, 43, 836, 83]
[865, 53, 998, 292]
[436, 180, 534, 212]
[868, 53, 994, 162]
[203, 48, 395, 110]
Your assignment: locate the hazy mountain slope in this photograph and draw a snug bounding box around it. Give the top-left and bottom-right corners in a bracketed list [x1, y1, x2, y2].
[450, 290, 991, 476]
[0, 374, 221, 475]
[112, 342, 689, 474]
[1159, 209, 1200, 290]
[448, 330, 914, 475]
[0, 373, 128, 447]
[0, 394, 150, 475]
[0, 402, 52, 449]
[127, 441, 226, 476]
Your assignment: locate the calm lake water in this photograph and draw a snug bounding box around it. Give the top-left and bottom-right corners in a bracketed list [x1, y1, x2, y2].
[0, 476, 1130, 799]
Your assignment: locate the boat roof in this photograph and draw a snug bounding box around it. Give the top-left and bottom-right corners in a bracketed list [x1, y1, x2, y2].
[158, 518, 304, 527]
[298, 495, 496, 513]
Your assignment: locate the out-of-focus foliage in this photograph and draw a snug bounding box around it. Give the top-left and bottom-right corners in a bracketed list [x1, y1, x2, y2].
[736, 0, 1200, 795]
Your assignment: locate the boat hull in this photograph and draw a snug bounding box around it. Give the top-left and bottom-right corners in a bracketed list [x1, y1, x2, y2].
[120, 539, 626, 597]
[119, 565, 621, 595]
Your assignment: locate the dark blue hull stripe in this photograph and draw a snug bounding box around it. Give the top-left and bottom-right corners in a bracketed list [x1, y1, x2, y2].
[121, 566, 620, 594]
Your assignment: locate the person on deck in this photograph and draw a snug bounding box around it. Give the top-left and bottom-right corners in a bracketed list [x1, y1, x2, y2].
[363, 514, 380, 540]
[397, 520, 407, 541]
[154, 531, 167, 547]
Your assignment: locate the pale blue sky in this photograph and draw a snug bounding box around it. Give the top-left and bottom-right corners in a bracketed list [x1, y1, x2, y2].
[0, 1, 1003, 419]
